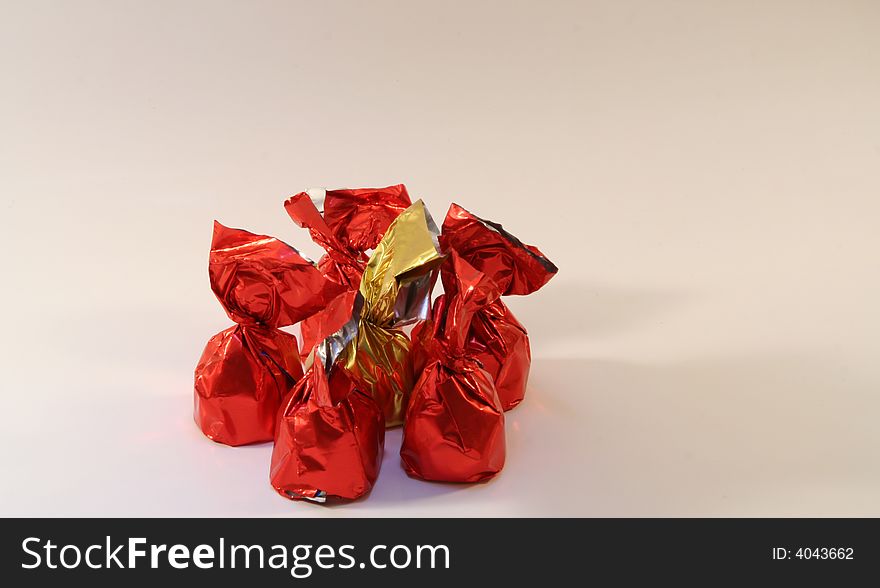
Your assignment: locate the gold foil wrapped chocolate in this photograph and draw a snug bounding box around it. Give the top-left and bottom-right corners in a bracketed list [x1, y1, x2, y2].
[339, 200, 443, 426]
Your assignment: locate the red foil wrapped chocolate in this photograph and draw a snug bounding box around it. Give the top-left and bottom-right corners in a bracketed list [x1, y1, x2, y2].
[194, 222, 345, 446]
[401, 251, 506, 482]
[284, 186, 412, 361]
[270, 341, 385, 503]
[440, 204, 558, 410]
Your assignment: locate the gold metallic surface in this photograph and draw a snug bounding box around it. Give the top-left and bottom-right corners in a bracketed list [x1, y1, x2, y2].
[341, 200, 443, 426]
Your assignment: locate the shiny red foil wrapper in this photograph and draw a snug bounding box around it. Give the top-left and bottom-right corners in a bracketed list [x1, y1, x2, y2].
[270, 360, 385, 502]
[194, 222, 345, 446]
[284, 185, 412, 360]
[401, 252, 506, 482]
[439, 204, 558, 410]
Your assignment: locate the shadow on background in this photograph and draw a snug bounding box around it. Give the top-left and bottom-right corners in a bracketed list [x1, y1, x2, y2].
[510, 279, 692, 346]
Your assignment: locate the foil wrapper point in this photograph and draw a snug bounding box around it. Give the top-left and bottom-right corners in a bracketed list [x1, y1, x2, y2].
[402, 251, 506, 482]
[193, 221, 345, 446]
[439, 204, 558, 410]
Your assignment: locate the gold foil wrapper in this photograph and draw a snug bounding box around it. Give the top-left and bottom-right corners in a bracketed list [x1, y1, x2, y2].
[341, 200, 443, 426]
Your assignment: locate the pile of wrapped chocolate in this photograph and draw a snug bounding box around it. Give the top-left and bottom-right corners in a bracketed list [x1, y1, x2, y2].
[193, 185, 557, 503]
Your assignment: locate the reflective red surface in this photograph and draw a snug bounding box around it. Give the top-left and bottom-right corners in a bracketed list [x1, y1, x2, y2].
[270, 360, 385, 502]
[439, 204, 558, 410]
[401, 252, 506, 482]
[194, 222, 345, 446]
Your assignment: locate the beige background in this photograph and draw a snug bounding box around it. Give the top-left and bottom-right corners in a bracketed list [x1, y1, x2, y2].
[1, 1, 879, 516]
